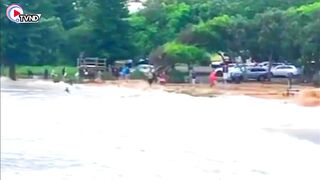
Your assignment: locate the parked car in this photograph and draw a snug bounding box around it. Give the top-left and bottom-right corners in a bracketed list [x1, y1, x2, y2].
[136, 58, 149, 66]
[271, 65, 302, 77]
[245, 67, 268, 81]
[214, 64, 239, 77]
[214, 66, 243, 83]
[210, 62, 223, 69]
[258, 62, 285, 69]
[135, 64, 154, 73]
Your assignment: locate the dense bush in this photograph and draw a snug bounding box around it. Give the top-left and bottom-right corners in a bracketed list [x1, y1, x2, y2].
[130, 70, 146, 80]
[53, 75, 61, 83]
[168, 69, 188, 83]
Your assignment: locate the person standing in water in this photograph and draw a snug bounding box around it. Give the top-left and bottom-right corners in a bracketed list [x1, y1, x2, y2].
[96, 70, 102, 81]
[44, 69, 49, 79]
[62, 67, 66, 77]
[146, 68, 154, 87]
[222, 64, 228, 84]
[191, 70, 197, 85]
[122, 66, 130, 80]
[209, 70, 217, 87]
[158, 71, 167, 85]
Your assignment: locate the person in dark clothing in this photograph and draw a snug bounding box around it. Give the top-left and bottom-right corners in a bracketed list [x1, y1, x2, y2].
[65, 87, 70, 93]
[118, 66, 124, 79]
[62, 67, 66, 77]
[146, 69, 154, 87]
[44, 69, 49, 79]
[191, 70, 197, 84]
[27, 70, 33, 78]
[112, 66, 120, 79]
[152, 72, 157, 83]
[222, 64, 229, 83]
[287, 72, 293, 89]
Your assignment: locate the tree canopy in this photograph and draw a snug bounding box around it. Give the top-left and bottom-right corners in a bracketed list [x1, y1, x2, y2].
[0, 0, 319, 69]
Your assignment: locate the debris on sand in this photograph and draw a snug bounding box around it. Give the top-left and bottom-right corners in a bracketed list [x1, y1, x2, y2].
[296, 89, 320, 107]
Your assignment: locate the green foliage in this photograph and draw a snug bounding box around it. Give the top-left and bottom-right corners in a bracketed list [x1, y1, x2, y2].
[163, 42, 210, 65]
[288, 1, 320, 15]
[167, 69, 188, 83]
[130, 70, 146, 80]
[0, 0, 319, 73]
[0, 0, 133, 66]
[2, 66, 77, 77]
[182, 15, 232, 51]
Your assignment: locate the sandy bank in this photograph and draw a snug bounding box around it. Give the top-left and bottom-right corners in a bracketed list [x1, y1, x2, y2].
[2, 77, 319, 107]
[83, 80, 320, 106]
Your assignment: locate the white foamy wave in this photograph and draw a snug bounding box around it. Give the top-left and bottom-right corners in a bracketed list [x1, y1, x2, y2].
[1, 83, 320, 180]
[0, 76, 11, 82]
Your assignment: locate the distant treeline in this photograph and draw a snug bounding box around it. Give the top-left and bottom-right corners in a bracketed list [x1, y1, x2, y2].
[1, 0, 319, 72]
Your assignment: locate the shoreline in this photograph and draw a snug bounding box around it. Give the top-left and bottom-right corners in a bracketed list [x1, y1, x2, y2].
[83, 80, 320, 106]
[1, 77, 320, 106]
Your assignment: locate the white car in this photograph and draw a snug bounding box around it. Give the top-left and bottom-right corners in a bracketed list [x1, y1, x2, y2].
[258, 62, 285, 69]
[214, 66, 243, 82]
[135, 64, 154, 73]
[271, 65, 301, 77]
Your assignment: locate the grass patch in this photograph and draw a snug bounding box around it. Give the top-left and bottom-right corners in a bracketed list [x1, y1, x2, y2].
[1, 65, 77, 78]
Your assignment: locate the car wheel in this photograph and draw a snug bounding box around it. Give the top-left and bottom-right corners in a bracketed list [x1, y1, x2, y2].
[239, 76, 244, 81]
[258, 75, 266, 82]
[287, 73, 293, 78]
[216, 71, 223, 77]
[270, 72, 274, 77]
[233, 76, 242, 84]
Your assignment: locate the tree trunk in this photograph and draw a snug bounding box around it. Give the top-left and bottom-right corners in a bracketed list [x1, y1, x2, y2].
[267, 52, 273, 81]
[187, 63, 192, 71]
[0, 60, 3, 76]
[218, 52, 226, 64]
[9, 62, 17, 81]
[171, 64, 175, 70]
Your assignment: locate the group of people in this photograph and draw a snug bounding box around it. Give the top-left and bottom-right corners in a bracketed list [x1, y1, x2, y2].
[110, 65, 167, 87]
[51, 67, 68, 80]
[189, 69, 218, 87]
[27, 67, 68, 80]
[111, 66, 131, 80]
[144, 68, 167, 87]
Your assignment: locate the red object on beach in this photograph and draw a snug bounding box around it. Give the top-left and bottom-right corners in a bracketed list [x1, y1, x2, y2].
[209, 71, 217, 81]
[209, 71, 217, 86]
[158, 73, 167, 85]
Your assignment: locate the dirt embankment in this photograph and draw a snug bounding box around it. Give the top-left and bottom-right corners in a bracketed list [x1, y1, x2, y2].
[296, 89, 320, 107]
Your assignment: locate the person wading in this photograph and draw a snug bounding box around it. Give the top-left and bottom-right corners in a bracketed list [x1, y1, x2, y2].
[191, 70, 197, 84]
[209, 70, 217, 87]
[222, 64, 228, 84]
[146, 68, 154, 87]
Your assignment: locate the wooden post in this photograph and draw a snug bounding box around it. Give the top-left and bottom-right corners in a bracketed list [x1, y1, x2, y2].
[9, 62, 16, 81]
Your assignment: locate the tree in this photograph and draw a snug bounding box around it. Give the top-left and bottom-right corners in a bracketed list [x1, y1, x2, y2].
[149, 42, 210, 71]
[1, 0, 66, 67]
[53, 0, 80, 30]
[178, 15, 233, 52]
[130, 1, 192, 58]
[84, 0, 133, 60]
[255, 9, 287, 79]
[163, 42, 210, 66]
